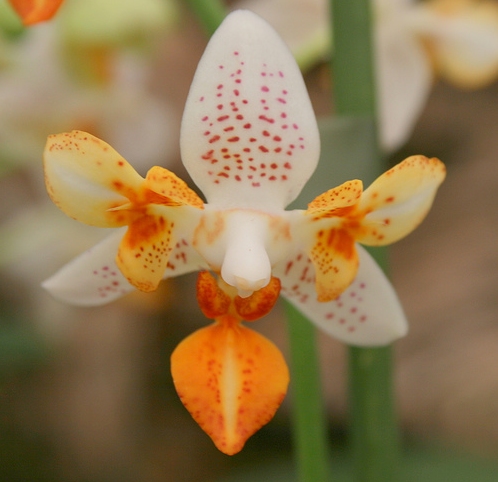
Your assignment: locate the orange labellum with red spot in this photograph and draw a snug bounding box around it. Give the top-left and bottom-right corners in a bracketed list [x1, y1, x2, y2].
[197, 271, 231, 318]
[171, 318, 289, 455]
[234, 277, 281, 321]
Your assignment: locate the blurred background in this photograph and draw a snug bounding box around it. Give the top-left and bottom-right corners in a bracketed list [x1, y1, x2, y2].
[1, 0, 498, 480]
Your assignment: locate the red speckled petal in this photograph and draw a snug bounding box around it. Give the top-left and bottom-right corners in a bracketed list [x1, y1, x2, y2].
[171, 317, 289, 455]
[8, 0, 63, 25]
[276, 245, 408, 346]
[356, 156, 446, 245]
[180, 10, 320, 209]
[41, 229, 135, 306]
[44, 131, 144, 227]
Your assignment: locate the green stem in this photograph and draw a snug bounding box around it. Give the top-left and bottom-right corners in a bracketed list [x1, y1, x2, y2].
[348, 346, 399, 482]
[331, 0, 377, 118]
[184, 0, 227, 36]
[285, 302, 331, 482]
[330, 0, 400, 481]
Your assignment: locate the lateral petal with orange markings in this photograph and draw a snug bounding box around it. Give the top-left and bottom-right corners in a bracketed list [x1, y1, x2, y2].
[307, 228, 359, 302]
[171, 317, 289, 455]
[43, 130, 205, 299]
[357, 156, 446, 245]
[116, 206, 177, 292]
[44, 131, 144, 227]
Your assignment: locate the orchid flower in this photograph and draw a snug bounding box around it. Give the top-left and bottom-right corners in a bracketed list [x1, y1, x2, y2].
[42, 10, 445, 454]
[7, 0, 64, 25]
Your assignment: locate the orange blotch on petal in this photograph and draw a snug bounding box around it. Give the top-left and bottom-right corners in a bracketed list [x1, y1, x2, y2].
[171, 319, 289, 455]
[309, 228, 358, 301]
[8, 0, 63, 25]
[234, 277, 281, 321]
[117, 212, 173, 292]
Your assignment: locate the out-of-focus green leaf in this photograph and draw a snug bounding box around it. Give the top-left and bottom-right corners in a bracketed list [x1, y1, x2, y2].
[0, 319, 48, 375]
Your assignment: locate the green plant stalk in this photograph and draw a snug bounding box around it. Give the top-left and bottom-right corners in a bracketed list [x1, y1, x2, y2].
[285, 302, 331, 482]
[331, 0, 377, 118]
[330, 0, 400, 481]
[184, 0, 227, 36]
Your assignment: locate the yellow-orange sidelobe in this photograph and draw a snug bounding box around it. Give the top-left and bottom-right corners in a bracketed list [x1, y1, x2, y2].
[42, 11, 446, 454]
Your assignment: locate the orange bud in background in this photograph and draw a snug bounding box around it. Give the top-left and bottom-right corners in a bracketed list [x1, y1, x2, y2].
[8, 0, 64, 25]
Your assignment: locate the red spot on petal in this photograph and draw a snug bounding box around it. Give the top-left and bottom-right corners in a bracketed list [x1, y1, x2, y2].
[259, 115, 275, 124]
